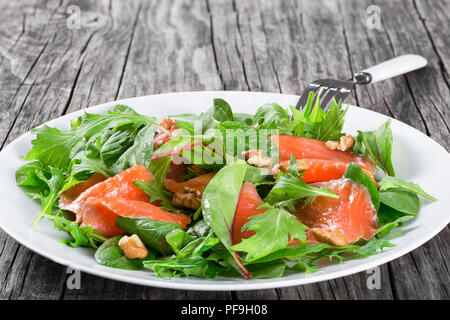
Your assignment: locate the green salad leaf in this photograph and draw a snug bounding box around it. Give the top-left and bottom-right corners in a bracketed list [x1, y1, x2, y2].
[25, 105, 155, 169]
[115, 217, 183, 255]
[201, 162, 251, 278]
[43, 212, 106, 248]
[264, 158, 338, 208]
[355, 120, 395, 176]
[133, 180, 179, 212]
[290, 91, 348, 141]
[95, 235, 148, 270]
[379, 176, 436, 201]
[231, 207, 308, 262]
[343, 163, 380, 210]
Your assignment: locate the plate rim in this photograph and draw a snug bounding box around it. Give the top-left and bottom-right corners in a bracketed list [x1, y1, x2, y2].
[1, 90, 449, 291]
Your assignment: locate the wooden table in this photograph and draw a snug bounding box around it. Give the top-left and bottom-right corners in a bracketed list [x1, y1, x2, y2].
[0, 0, 449, 300]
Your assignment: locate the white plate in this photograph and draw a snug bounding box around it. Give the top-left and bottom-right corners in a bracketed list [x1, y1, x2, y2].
[0, 91, 449, 291]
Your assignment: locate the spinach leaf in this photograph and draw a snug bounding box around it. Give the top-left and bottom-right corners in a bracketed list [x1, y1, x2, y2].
[110, 124, 155, 175]
[379, 176, 436, 201]
[253, 103, 290, 129]
[343, 163, 380, 210]
[246, 260, 286, 279]
[201, 162, 251, 278]
[95, 235, 146, 270]
[231, 207, 308, 262]
[72, 145, 113, 178]
[355, 120, 395, 176]
[212, 98, 233, 122]
[376, 204, 415, 238]
[233, 113, 253, 125]
[380, 189, 420, 215]
[97, 125, 137, 166]
[115, 217, 183, 254]
[148, 156, 172, 185]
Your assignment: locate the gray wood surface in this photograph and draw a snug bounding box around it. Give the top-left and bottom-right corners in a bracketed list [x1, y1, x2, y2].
[0, 0, 448, 300]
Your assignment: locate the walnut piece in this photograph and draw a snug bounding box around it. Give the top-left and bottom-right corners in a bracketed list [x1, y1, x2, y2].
[159, 118, 179, 131]
[310, 228, 347, 246]
[271, 159, 310, 176]
[325, 135, 355, 152]
[118, 234, 148, 259]
[172, 186, 202, 210]
[242, 150, 273, 168]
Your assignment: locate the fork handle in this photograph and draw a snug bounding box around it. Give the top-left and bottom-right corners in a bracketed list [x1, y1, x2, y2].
[357, 54, 427, 84]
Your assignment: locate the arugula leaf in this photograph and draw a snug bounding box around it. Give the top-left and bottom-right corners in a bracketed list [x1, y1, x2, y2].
[31, 167, 68, 227]
[143, 256, 225, 278]
[201, 162, 251, 279]
[379, 176, 436, 201]
[133, 180, 179, 212]
[25, 105, 155, 169]
[343, 163, 380, 210]
[264, 169, 338, 208]
[289, 92, 348, 141]
[43, 212, 106, 248]
[231, 207, 308, 262]
[355, 120, 395, 176]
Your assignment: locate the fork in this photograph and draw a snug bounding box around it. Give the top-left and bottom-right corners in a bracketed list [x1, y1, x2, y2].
[295, 54, 428, 111]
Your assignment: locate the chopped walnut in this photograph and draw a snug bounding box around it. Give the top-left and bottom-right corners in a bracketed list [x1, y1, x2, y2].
[325, 135, 355, 152]
[172, 186, 202, 210]
[310, 228, 347, 246]
[159, 118, 179, 131]
[242, 150, 273, 168]
[271, 159, 310, 176]
[118, 234, 148, 259]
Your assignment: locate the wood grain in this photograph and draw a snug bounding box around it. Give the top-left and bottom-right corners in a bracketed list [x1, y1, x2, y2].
[0, 0, 448, 300]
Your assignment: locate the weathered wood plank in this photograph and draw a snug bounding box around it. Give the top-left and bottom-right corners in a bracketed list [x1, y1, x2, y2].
[338, 0, 450, 299]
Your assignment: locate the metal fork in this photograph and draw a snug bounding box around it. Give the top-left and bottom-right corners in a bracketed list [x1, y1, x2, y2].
[295, 54, 428, 111]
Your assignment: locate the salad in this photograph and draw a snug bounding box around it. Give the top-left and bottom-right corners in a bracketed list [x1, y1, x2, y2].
[15, 94, 436, 279]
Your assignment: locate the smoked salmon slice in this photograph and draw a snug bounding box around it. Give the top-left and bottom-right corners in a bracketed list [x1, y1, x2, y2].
[165, 172, 216, 194]
[61, 165, 152, 224]
[79, 197, 124, 237]
[270, 135, 377, 174]
[232, 182, 265, 245]
[59, 173, 106, 207]
[293, 178, 378, 246]
[278, 159, 376, 184]
[96, 197, 191, 228]
[79, 197, 191, 237]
